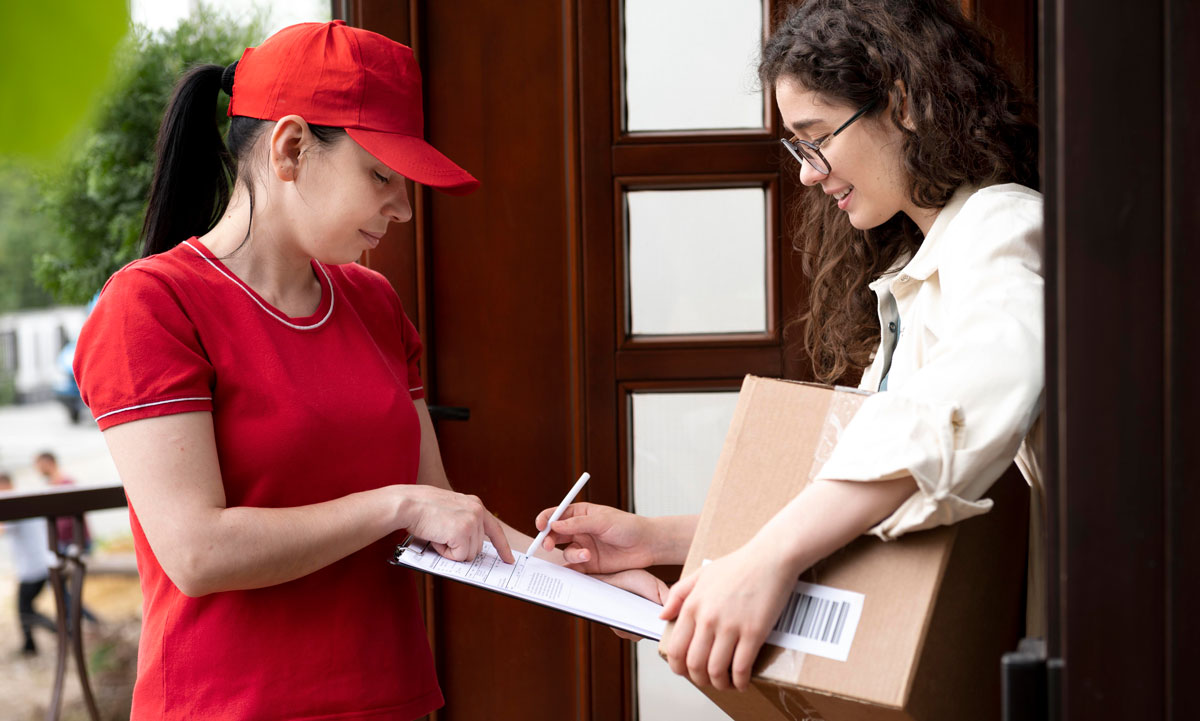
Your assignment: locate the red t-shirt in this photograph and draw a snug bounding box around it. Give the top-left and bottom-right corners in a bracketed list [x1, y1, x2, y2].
[74, 240, 443, 721]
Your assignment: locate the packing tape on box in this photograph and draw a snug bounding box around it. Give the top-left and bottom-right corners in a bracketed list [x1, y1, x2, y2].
[805, 389, 866, 484]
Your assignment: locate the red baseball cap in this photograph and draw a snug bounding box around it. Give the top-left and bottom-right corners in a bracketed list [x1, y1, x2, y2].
[227, 20, 479, 195]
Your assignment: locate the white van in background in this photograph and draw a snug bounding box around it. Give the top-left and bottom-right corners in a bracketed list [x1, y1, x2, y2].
[0, 306, 87, 416]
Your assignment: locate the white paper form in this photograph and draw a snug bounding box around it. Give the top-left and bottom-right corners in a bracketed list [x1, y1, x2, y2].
[393, 539, 667, 640]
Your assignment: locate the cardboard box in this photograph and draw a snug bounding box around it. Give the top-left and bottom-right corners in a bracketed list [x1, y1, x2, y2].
[661, 376, 1028, 721]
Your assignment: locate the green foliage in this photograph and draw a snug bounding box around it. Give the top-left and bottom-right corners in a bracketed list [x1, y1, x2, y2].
[0, 160, 57, 311]
[31, 7, 264, 304]
[0, 0, 128, 158]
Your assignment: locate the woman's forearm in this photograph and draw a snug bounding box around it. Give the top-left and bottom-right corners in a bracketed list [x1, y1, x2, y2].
[104, 413, 414, 597]
[648, 514, 700, 566]
[756, 476, 918, 576]
[175, 485, 407, 596]
[105, 409, 513, 596]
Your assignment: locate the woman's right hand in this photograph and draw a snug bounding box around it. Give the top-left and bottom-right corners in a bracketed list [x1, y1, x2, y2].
[534, 502, 658, 573]
[398, 485, 514, 563]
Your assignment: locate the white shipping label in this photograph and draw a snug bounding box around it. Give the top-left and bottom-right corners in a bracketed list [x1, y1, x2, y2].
[701, 559, 865, 662]
[766, 579, 864, 662]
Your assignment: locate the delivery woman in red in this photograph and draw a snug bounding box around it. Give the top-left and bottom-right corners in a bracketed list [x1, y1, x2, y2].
[74, 21, 520, 721]
[537, 0, 1044, 694]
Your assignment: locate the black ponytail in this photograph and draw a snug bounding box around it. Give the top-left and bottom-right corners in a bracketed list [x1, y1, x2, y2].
[141, 64, 236, 257]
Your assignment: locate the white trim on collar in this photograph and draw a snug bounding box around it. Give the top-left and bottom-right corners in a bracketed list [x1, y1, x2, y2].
[181, 241, 335, 331]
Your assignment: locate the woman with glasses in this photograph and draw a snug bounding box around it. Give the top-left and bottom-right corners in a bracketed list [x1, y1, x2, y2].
[535, 0, 1043, 693]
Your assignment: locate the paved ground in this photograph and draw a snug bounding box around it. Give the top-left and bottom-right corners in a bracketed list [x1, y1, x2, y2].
[0, 401, 140, 720]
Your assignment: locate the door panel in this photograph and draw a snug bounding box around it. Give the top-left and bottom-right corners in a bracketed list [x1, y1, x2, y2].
[421, 2, 585, 719]
[421, 3, 584, 719]
[351, 2, 585, 720]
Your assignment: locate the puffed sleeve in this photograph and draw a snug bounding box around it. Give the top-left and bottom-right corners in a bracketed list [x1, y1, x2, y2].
[73, 265, 215, 430]
[815, 187, 1044, 539]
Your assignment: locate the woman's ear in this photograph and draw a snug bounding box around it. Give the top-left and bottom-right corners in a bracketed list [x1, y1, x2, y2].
[268, 115, 309, 182]
[893, 79, 917, 132]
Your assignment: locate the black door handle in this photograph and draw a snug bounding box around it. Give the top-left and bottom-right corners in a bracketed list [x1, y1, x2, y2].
[427, 405, 470, 421]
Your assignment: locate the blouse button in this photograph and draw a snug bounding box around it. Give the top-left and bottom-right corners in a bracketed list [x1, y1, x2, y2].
[888, 321, 897, 333]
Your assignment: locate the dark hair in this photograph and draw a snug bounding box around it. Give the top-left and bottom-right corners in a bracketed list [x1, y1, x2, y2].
[141, 64, 347, 257]
[35, 451, 56, 464]
[760, 0, 1039, 383]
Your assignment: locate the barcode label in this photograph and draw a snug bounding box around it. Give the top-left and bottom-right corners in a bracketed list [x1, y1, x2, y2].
[766, 580, 864, 661]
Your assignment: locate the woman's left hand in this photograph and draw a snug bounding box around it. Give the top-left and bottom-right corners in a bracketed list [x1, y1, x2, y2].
[659, 537, 797, 691]
[594, 568, 671, 641]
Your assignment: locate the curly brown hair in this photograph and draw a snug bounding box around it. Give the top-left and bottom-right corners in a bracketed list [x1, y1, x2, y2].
[760, 0, 1039, 384]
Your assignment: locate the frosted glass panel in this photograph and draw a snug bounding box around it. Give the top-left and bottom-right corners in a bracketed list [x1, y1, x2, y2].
[630, 391, 738, 518]
[635, 642, 731, 721]
[627, 188, 767, 336]
[630, 390, 738, 721]
[624, 0, 765, 131]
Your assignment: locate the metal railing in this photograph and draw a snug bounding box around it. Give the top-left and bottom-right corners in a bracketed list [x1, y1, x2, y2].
[0, 483, 127, 721]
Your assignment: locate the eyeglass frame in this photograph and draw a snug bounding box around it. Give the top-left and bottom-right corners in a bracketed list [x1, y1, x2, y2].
[780, 97, 879, 176]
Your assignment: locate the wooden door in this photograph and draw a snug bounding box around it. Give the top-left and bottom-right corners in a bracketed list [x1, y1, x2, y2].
[344, 1, 1041, 720]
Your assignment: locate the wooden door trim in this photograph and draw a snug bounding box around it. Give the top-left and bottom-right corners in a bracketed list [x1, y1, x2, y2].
[580, 1, 631, 718]
[613, 140, 780, 176]
[560, 0, 592, 718]
[616, 346, 783, 381]
[1166, 3, 1200, 718]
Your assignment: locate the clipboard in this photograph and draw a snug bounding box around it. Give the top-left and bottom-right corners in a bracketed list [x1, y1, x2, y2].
[391, 536, 666, 640]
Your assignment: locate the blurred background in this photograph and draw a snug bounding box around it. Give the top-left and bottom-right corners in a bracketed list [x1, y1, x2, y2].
[0, 3, 327, 718]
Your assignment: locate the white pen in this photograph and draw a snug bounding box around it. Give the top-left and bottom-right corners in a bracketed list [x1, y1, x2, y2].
[524, 472, 591, 558]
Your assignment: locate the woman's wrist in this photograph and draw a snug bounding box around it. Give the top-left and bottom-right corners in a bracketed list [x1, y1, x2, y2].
[383, 484, 416, 535]
[750, 514, 818, 578]
[647, 514, 699, 566]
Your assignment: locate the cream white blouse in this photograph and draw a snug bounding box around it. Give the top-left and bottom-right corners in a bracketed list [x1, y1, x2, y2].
[815, 183, 1045, 541]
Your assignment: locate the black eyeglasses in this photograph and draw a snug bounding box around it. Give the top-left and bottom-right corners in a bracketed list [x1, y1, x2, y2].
[780, 98, 878, 176]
